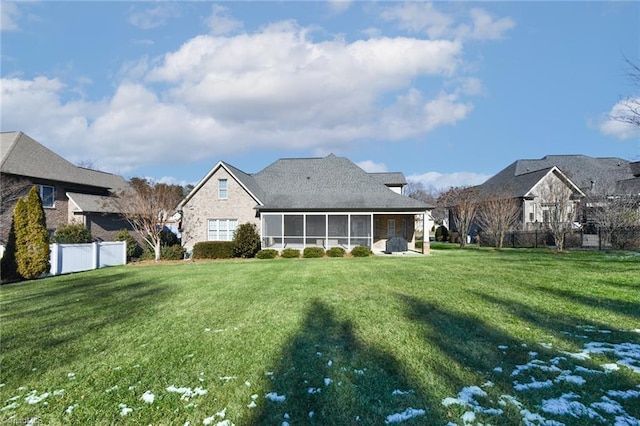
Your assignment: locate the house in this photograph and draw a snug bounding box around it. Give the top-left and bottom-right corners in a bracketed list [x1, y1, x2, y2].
[178, 154, 432, 253]
[0, 131, 131, 244]
[471, 155, 640, 232]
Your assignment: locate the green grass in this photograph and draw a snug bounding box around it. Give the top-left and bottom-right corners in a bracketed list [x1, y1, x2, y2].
[1, 248, 639, 425]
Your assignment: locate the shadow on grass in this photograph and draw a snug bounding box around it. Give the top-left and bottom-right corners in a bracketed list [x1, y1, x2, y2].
[251, 299, 435, 425]
[398, 294, 640, 425]
[0, 268, 173, 375]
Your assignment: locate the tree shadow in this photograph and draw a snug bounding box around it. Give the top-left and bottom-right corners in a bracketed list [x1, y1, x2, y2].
[0, 269, 173, 375]
[398, 293, 640, 425]
[251, 299, 436, 425]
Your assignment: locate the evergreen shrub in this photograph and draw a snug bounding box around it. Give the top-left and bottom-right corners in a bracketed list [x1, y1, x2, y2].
[256, 249, 278, 259]
[15, 187, 50, 279]
[193, 241, 235, 259]
[281, 248, 300, 258]
[326, 247, 345, 258]
[115, 229, 143, 260]
[350, 246, 372, 257]
[233, 223, 261, 258]
[52, 223, 92, 244]
[303, 247, 325, 258]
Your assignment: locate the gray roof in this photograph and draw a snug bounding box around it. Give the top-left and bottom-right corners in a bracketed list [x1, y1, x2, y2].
[221, 161, 265, 203]
[1, 131, 128, 192]
[252, 154, 429, 211]
[369, 172, 407, 186]
[67, 192, 121, 214]
[478, 155, 636, 198]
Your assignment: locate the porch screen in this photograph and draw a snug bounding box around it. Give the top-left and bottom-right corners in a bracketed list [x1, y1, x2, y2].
[284, 215, 304, 246]
[262, 214, 282, 248]
[305, 215, 326, 247]
[328, 215, 348, 248]
[351, 215, 371, 247]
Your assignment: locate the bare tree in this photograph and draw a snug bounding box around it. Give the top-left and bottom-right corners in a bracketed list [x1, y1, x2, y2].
[537, 179, 576, 251]
[611, 57, 640, 128]
[438, 186, 477, 248]
[476, 195, 521, 249]
[586, 184, 640, 247]
[112, 178, 184, 262]
[405, 181, 444, 223]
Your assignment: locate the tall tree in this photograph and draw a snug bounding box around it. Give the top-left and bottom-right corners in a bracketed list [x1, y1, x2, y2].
[113, 178, 184, 262]
[438, 186, 478, 248]
[15, 187, 50, 279]
[476, 195, 521, 249]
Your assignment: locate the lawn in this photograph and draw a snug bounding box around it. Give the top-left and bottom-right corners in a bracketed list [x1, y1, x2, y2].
[1, 248, 639, 425]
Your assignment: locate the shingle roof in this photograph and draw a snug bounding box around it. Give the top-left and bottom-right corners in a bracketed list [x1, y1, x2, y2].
[252, 154, 429, 211]
[67, 192, 121, 214]
[369, 172, 407, 186]
[478, 155, 636, 198]
[220, 161, 265, 203]
[1, 131, 128, 192]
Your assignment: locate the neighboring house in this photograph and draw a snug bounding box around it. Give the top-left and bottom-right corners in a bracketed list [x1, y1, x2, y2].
[471, 155, 640, 231]
[0, 131, 131, 244]
[178, 154, 432, 253]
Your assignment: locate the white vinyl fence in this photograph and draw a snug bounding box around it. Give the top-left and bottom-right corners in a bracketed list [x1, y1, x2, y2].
[50, 241, 127, 276]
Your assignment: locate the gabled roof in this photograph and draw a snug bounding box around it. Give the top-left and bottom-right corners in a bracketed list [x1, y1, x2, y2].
[67, 192, 120, 214]
[181, 154, 431, 212]
[252, 154, 428, 211]
[369, 172, 407, 187]
[1, 131, 127, 192]
[479, 155, 636, 199]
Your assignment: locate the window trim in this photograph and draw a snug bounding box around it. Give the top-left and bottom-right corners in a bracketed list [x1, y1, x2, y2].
[218, 179, 228, 199]
[207, 218, 237, 241]
[39, 184, 55, 208]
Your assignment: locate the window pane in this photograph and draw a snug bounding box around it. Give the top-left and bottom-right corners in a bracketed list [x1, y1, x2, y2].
[263, 215, 282, 237]
[351, 215, 371, 237]
[306, 215, 326, 237]
[218, 179, 228, 199]
[40, 185, 54, 207]
[284, 215, 303, 237]
[328, 215, 348, 237]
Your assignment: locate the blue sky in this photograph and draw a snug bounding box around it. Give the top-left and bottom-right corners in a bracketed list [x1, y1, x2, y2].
[1, 1, 638, 191]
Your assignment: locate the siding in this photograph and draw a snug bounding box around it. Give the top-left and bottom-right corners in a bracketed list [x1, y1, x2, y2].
[181, 167, 260, 250]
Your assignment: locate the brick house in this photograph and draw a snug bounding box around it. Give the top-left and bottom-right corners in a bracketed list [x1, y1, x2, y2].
[178, 154, 432, 253]
[0, 131, 131, 244]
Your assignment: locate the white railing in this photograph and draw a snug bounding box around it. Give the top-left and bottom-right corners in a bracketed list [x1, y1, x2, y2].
[49, 241, 127, 276]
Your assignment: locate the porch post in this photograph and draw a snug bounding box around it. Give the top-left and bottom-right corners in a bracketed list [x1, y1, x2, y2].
[422, 211, 428, 254]
[370, 213, 374, 248]
[347, 213, 351, 251]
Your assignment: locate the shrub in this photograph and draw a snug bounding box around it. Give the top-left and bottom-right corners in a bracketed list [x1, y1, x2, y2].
[52, 223, 92, 244]
[435, 225, 449, 242]
[161, 244, 185, 260]
[1, 218, 21, 282]
[233, 223, 261, 258]
[326, 247, 345, 258]
[303, 247, 325, 258]
[115, 229, 143, 260]
[281, 248, 300, 258]
[15, 187, 50, 279]
[160, 228, 180, 247]
[192, 241, 235, 259]
[350, 245, 372, 257]
[256, 249, 278, 259]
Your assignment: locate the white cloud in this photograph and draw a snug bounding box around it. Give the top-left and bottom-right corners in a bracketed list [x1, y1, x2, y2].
[357, 160, 388, 173]
[206, 4, 242, 35]
[327, 0, 352, 14]
[1, 2, 20, 31]
[381, 3, 514, 41]
[128, 4, 181, 30]
[598, 99, 640, 140]
[1, 18, 488, 175]
[407, 171, 491, 192]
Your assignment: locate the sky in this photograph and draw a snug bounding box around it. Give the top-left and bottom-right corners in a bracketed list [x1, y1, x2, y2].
[1, 1, 639, 192]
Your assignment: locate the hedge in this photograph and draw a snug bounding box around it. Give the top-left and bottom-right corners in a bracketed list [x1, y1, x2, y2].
[281, 248, 300, 258]
[350, 245, 372, 257]
[303, 247, 325, 258]
[192, 241, 235, 259]
[256, 249, 278, 259]
[326, 247, 346, 258]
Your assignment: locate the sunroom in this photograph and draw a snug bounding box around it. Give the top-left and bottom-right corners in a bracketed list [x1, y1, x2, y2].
[260, 211, 425, 252]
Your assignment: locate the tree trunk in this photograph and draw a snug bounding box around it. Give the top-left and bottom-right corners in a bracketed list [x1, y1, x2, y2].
[154, 240, 161, 262]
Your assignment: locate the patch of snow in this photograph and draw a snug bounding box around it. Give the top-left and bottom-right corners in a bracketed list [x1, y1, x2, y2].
[384, 407, 426, 423]
[602, 363, 620, 371]
[166, 385, 208, 400]
[247, 401, 256, 408]
[461, 411, 475, 424]
[1, 402, 19, 412]
[67, 372, 76, 379]
[141, 390, 155, 403]
[219, 376, 237, 382]
[65, 404, 77, 414]
[327, 360, 333, 367]
[540, 343, 553, 349]
[513, 379, 553, 391]
[118, 403, 132, 416]
[106, 385, 119, 393]
[392, 389, 414, 396]
[607, 389, 640, 399]
[265, 392, 286, 402]
[309, 411, 314, 418]
[52, 389, 64, 396]
[307, 387, 321, 394]
[324, 378, 332, 386]
[498, 345, 509, 350]
[591, 397, 624, 414]
[244, 381, 251, 387]
[554, 372, 586, 386]
[493, 366, 503, 373]
[24, 391, 49, 404]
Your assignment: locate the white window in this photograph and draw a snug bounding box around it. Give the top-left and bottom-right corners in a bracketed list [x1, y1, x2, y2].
[208, 219, 237, 241]
[218, 179, 228, 199]
[39, 185, 55, 208]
